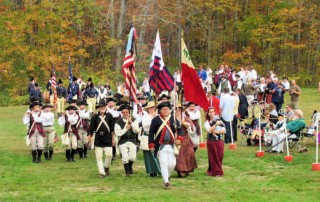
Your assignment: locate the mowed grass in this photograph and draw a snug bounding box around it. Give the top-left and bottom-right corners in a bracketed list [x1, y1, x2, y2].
[0, 88, 319, 202]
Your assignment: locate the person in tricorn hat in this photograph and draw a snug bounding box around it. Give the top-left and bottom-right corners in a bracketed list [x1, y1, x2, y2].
[140, 101, 161, 177]
[23, 101, 46, 163]
[148, 100, 181, 189]
[67, 76, 80, 101]
[105, 96, 121, 160]
[158, 90, 171, 101]
[40, 104, 56, 160]
[88, 100, 115, 178]
[115, 103, 140, 177]
[58, 105, 80, 162]
[76, 101, 90, 159]
[56, 79, 68, 117]
[83, 83, 99, 114]
[217, 74, 231, 96]
[30, 82, 43, 102]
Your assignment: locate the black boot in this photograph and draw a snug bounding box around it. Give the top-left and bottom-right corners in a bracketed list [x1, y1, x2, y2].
[32, 150, 37, 163]
[66, 149, 71, 162]
[37, 150, 42, 163]
[49, 150, 53, 160]
[70, 149, 76, 162]
[124, 163, 130, 177]
[129, 161, 134, 174]
[83, 145, 88, 158]
[78, 148, 83, 159]
[112, 146, 116, 160]
[44, 152, 49, 160]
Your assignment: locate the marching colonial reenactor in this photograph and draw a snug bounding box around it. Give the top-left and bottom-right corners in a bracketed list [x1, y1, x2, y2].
[106, 96, 121, 160]
[141, 101, 161, 177]
[115, 103, 140, 177]
[88, 100, 115, 178]
[58, 106, 80, 162]
[132, 95, 147, 123]
[68, 76, 80, 101]
[30, 83, 43, 102]
[148, 100, 181, 189]
[56, 79, 67, 117]
[175, 105, 198, 177]
[23, 101, 46, 163]
[83, 83, 99, 114]
[41, 104, 56, 160]
[77, 101, 90, 158]
[46, 74, 55, 106]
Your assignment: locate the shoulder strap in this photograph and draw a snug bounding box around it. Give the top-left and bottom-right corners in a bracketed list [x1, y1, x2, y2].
[155, 115, 174, 139]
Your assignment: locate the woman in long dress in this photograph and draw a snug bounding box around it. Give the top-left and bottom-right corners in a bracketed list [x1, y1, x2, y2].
[175, 107, 198, 177]
[204, 107, 226, 177]
[140, 101, 161, 177]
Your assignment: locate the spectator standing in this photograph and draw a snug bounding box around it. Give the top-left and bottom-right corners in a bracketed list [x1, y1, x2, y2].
[198, 65, 207, 81]
[219, 88, 235, 144]
[289, 79, 301, 110]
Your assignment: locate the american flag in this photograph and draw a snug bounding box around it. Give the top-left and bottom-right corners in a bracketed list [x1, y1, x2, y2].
[149, 31, 174, 94]
[122, 26, 138, 103]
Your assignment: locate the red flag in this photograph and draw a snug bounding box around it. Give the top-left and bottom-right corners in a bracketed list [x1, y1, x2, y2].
[122, 26, 138, 103]
[181, 39, 209, 111]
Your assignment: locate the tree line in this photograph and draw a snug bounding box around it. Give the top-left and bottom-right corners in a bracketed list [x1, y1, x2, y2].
[0, 0, 319, 99]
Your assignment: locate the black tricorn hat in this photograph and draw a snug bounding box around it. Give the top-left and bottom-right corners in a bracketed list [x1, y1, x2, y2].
[117, 104, 133, 111]
[95, 100, 106, 109]
[113, 93, 123, 101]
[105, 96, 117, 103]
[42, 104, 53, 109]
[65, 106, 78, 111]
[72, 76, 77, 81]
[58, 79, 63, 84]
[34, 83, 39, 87]
[156, 100, 172, 110]
[77, 100, 88, 106]
[68, 99, 78, 104]
[137, 95, 147, 100]
[87, 77, 92, 82]
[29, 101, 42, 109]
[116, 100, 129, 106]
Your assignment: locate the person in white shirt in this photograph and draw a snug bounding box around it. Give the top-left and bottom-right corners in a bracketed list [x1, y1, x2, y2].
[217, 75, 231, 96]
[267, 113, 286, 153]
[97, 84, 107, 103]
[185, 102, 201, 149]
[77, 101, 90, 158]
[170, 86, 179, 106]
[249, 66, 258, 81]
[219, 88, 235, 143]
[23, 101, 45, 163]
[142, 77, 152, 101]
[58, 106, 80, 162]
[106, 96, 121, 160]
[237, 67, 245, 79]
[282, 77, 290, 91]
[115, 104, 140, 177]
[235, 74, 243, 90]
[41, 104, 56, 160]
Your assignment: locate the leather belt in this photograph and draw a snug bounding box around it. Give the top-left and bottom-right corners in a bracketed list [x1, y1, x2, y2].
[43, 125, 54, 127]
[161, 141, 173, 144]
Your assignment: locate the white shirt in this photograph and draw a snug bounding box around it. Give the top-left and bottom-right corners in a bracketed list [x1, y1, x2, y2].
[250, 69, 258, 80]
[236, 79, 243, 90]
[132, 103, 145, 123]
[283, 81, 290, 90]
[40, 112, 54, 126]
[219, 93, 235, 122]
[58, 112, 79, 126]
[187, 110, 201, 121]
[107, 107, 121, 118]
[23, 111, 43, 125]
[176, 73, 181, 82]
[142, 80, 150, 92]
[217, 80, 231, 95]
[142, 113, 154, 134]
[114, 118, 140, 137]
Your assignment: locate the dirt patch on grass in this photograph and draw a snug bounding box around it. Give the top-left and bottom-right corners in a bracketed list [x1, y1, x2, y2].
[73, 187, 113, 192]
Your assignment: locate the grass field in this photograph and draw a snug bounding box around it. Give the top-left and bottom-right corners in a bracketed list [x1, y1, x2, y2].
[0, 88, 319, 202]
